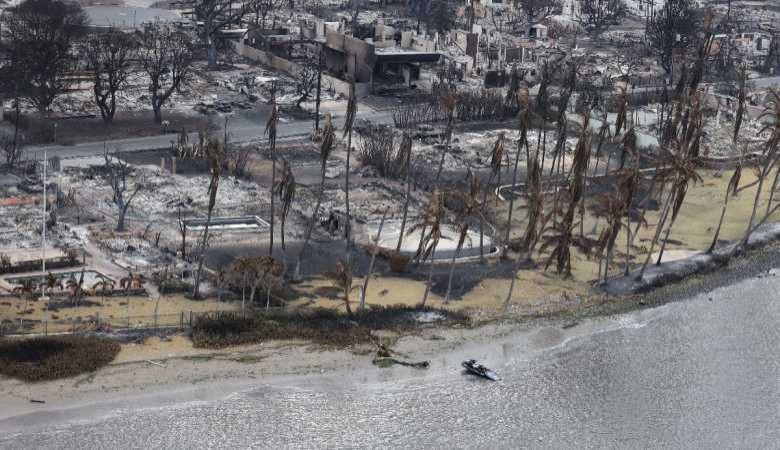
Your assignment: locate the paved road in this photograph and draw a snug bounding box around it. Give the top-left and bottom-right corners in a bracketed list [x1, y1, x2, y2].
[23, 106, 396, 161]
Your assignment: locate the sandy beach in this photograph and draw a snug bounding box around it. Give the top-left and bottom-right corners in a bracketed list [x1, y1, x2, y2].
[0, 319, 524, 427]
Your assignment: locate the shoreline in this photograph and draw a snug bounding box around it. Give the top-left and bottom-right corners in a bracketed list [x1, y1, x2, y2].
[2, 237, 780, 431]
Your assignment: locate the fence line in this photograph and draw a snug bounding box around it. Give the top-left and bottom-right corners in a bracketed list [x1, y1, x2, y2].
[0, 307, 277, 337]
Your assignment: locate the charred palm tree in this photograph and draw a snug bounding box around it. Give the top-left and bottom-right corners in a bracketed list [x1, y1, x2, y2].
[266, 98, 280, 256]
[444, 171, 482, 304]
[343, 81, 358, 257]
[408, 190, 446, 307]
[549, 64, 577, 178]
[591, 109, 612, 177]
[230, 256, 253, 314]
[479, 132, 506, 262]
[360, 207, 389, 311]
[521, 149, 544, 256]
[192, 139, 225, 298]
[614, 85, 629, 137]
[743, 90, 780, 247]
[539, 113, 593, 275]
[274, 158, 296, 261]
[733, 64, 747, 144]
[92, 279, 115, 305]
[591, 168, 640, 283]
[435, 92, 457, 183]
[633, 83, 704, 278]
[257, 255, 284, 309]
[294, 115, 335, 280]
[327, 258, 358, 316]
[17, 278, 35, 326]
[618, 127, 637, 171]
[395, 133, 414, 253]
[593, 193, 625, 283]
[636, 143, 702, 279]
[66, 268, 87, 306]
[654, 99, 705, 265]
[502, 88, 532, 259]
[708, 162, 743, 254]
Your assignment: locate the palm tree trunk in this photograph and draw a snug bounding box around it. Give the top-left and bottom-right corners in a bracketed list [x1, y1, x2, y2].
[765, 164, 780, 216]
[503, 138, 523, 258]
[743, 169, 768, 248]
[396, 156, 413, 253]
[344, 288, 353, 316]
[503, 256, 521, 311]
[655, 212, 679, 265]
[360, 208, 388, 311]
[192, 187, 217, 298]
[637, 187, 675, 280]
[444, 229, 468, 304]
[604, 247, 615, 284]
[249, 283, 257, 307]
[624, 225, 632, 276]
[633, 171, 660, 238]
[479, 184, 490, 263]
[344, 128, 353, 258]
[420, 245, 438, 307]
[269, 151, 276, 257]
[435, 125, 452, 183]
[294, 166, 327, 280]
[708, 190, 731, 254]
[241, 271, 247, 314]
[414, 224, 428, 265]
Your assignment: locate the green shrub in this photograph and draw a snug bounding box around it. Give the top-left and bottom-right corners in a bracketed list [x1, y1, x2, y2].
[0, 335, 120, 382]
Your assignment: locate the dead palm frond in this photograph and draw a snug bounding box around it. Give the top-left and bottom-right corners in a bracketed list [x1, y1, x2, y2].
[503, 87, 533, 258]
[444, 170, 483, 303]
[708, 161, 743, 254]
[435, 91, 458, 182]
[408, 190, 447, 263]
[294, 114, 335, 279]
[540, 112, 592, 275]
[407, 190, 448, 307]
[274, 158, 296, 252]
[591, 167, 640, 282]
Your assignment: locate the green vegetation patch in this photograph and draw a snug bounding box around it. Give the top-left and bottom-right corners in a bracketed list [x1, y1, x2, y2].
[0, 335, 120, 382]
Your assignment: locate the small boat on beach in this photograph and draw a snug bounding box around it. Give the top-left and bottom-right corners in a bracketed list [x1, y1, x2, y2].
[461, 359, 499, 381]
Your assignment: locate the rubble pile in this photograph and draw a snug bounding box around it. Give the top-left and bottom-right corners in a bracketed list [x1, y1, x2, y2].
[701, 116, 768, 158]
[100, 236, 152, 254]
